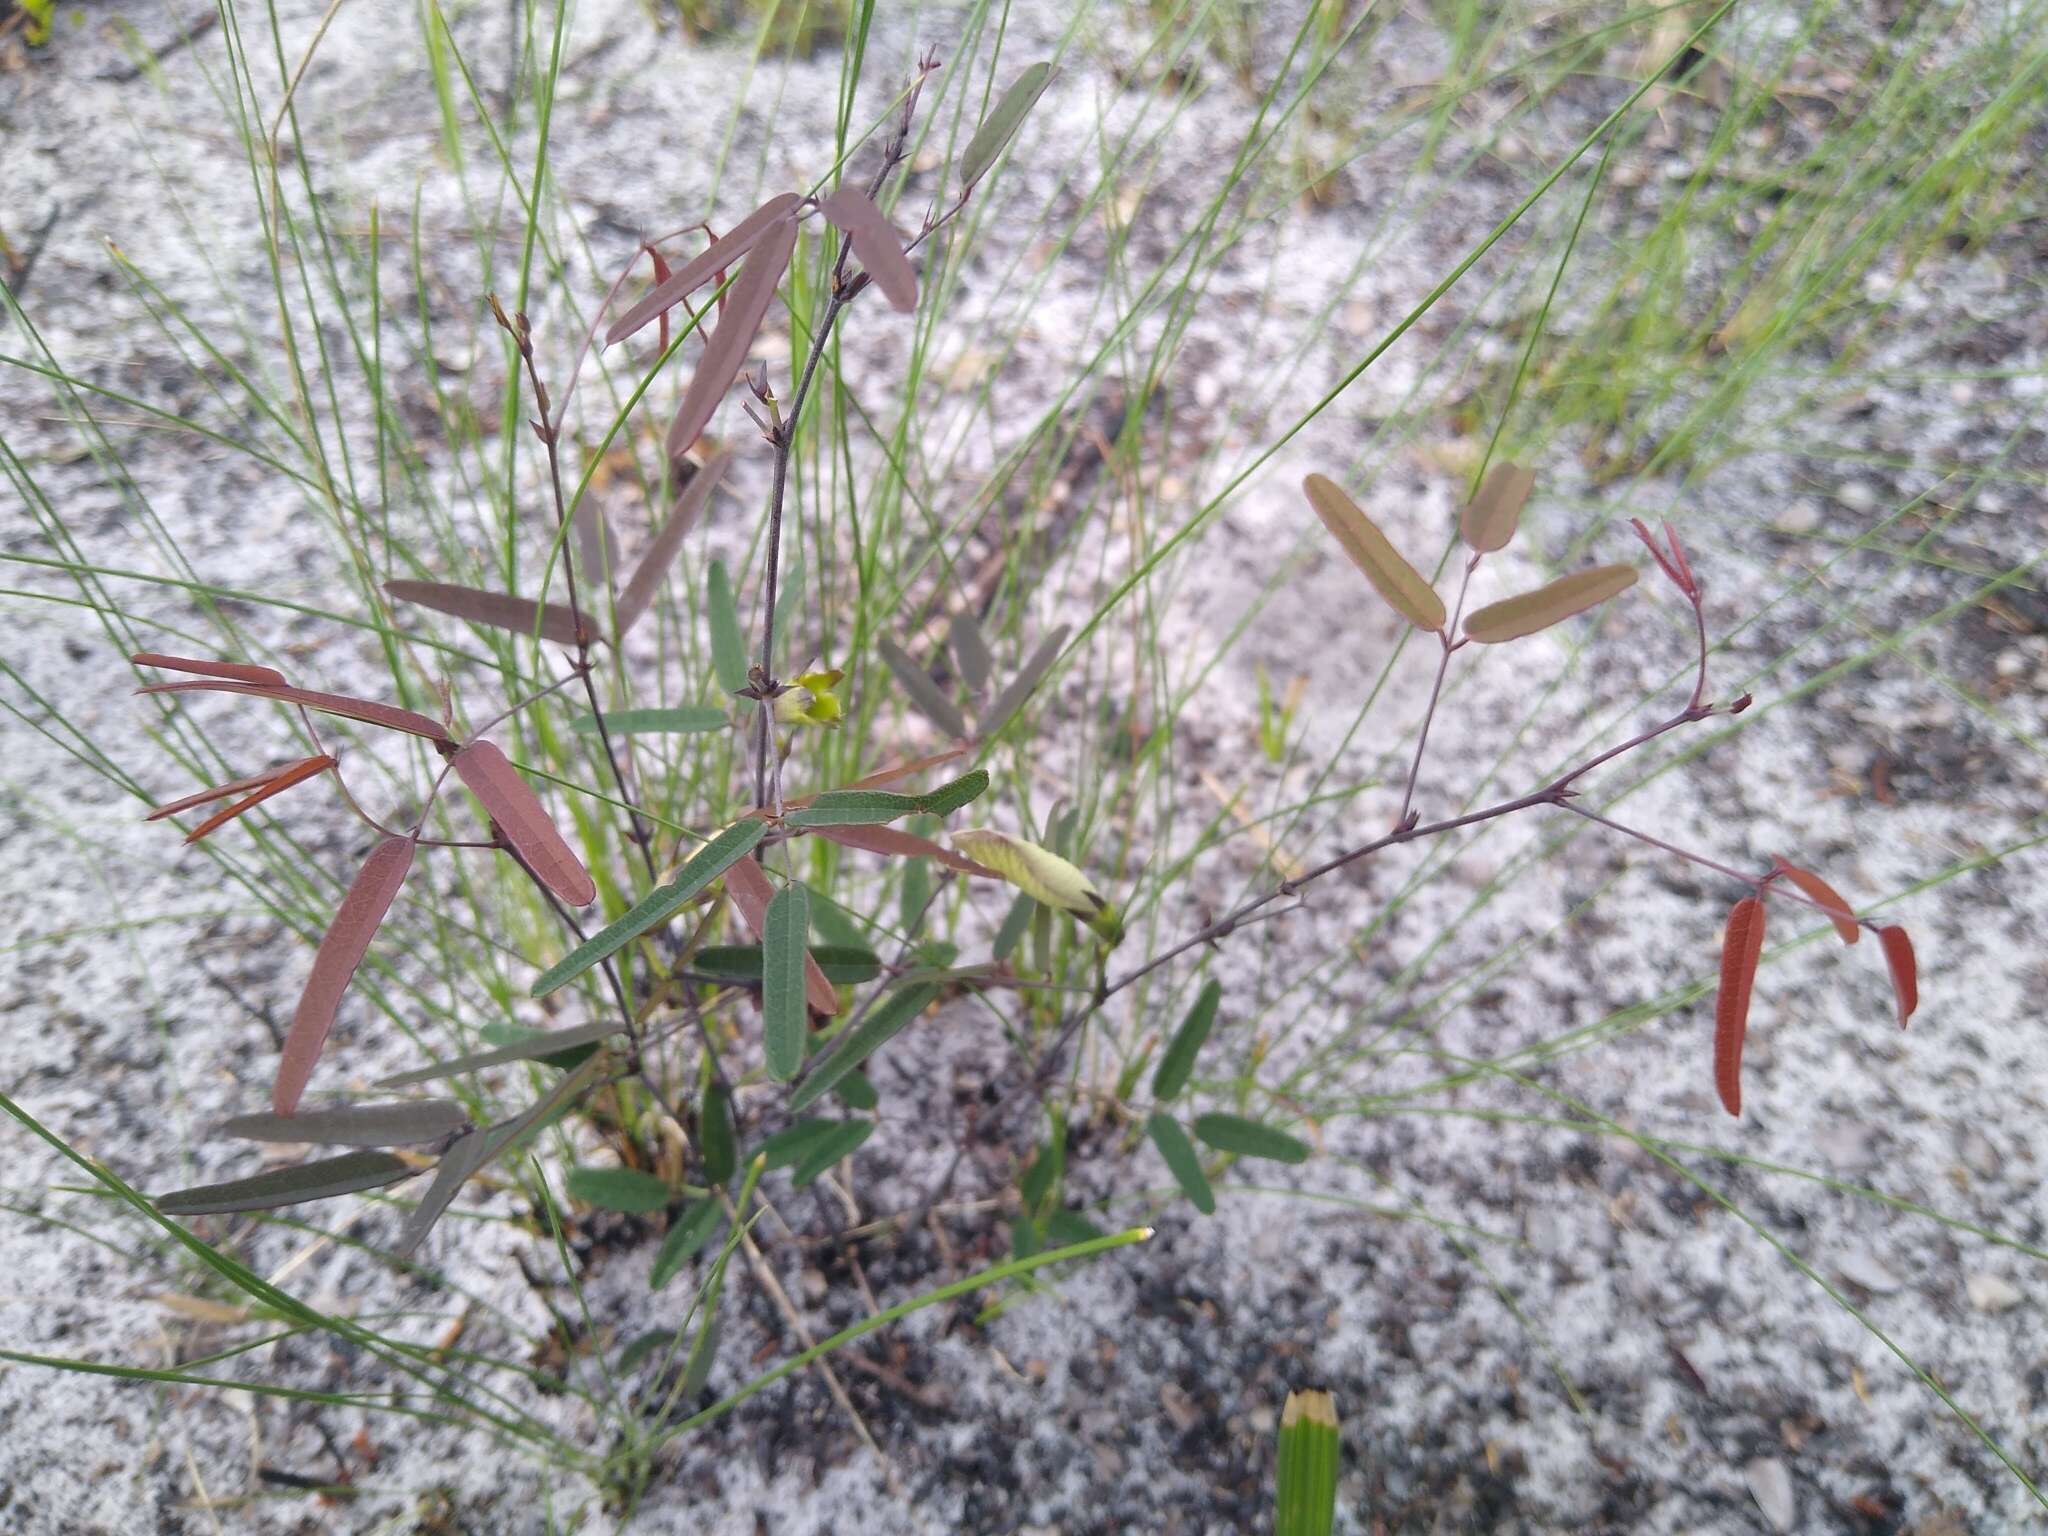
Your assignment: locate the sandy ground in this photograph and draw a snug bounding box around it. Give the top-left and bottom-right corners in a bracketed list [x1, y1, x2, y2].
[4, 1, 2047, 1532]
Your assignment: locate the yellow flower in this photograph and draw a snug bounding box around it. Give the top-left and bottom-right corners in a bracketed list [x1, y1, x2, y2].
[773, 668, 844, 727]
[952, 828, 1122, 944]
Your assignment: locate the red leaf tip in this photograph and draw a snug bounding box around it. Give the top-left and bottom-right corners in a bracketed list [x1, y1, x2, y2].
[1877, 925, 1918, 1030]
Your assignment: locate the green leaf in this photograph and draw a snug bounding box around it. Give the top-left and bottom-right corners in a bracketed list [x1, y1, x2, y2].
[393, 1129, 494, 1258]
[1019, 1135, 1062, 1217]
[531, 819, 767, 997]
[1151, 980, 1221, 1103]
[979, 625, 1070, 740]
[700, 1082, 736, 1185]
[789, 1119, 873, 1186]
[478, 1056, 609, 1166]
[218, 1101, 469, 1147]
[706, 560, 748, 696]
[1192, 1112, 1310, 1164]
[688, 944, 881, 985]
[1044, 1209, 1105, 1250]
[478, 1018, 603, 1070]
[789, 984, 939, 1113]
[758, 1117, 841, 1170]
[157, 1151, 418, 1216]
[762, 882, 811, 1081]
[833, 1071, 878, 1111]
[1276, 1389, 1341, 1536]
[783, 769, 991, 829]
[566, 1166, 672, 1213]
[649, 1199, 724, 1290]
[618, 1330, 683, 1372]
[992, 891, 1034, 961]
[1146, 1114, 1215, 1216]
[877, 636, 968, 739]
[680, 1311, 721, 1400]
[958, 61, 1059, 193]
[571, 706, 728, 735]
[948, 609, 991, 691]
[377, 1021, 621, 1087]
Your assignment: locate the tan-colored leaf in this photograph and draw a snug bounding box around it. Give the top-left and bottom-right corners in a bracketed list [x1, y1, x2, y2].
[614, 450, 732, 637]
[1878, 925, 1917, 1029]
[723, 855, 839, 1016]
[1302, 474, 1445, 632]
[384, 580, 592, 648]
[1714, 896, 1767, 1117]
[132, 652, 286, 687]
[1459, 463, 1535, 553]
[817, 187, 917, 311]
[276, 836, 417, 1115]
[451, 740, 596, 906]
[1771, 857, 1859, 944]
[1463, 563, 1637, 644]
[666, 212, 799, 460]
[139, 680, 454, 744]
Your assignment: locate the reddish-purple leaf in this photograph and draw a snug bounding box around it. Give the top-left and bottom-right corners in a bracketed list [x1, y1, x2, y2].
[148, 767, 285, 821]
[1877, 925, 1917, 1030]
[648, 245, 674, 355]
[814, 822, 997, 876]
[139, 680, 455, 744]
[1714, 896, 1767, 1117]
[275, 835, 417, 1115]
[181, 753, 337, 844]
[132, 651, 287, 688]
[723, 854, 839, 1017]
[384, 580, 593, 648]
[1630, 518, 1699, 601]
[450, 740, 596, 907]
[606, 194, 803, 347]
[1770, 857, 1859, 945]
[817, 187, 917, 312]
[666, 213, 799, 461]
[614, 450, 732, 637]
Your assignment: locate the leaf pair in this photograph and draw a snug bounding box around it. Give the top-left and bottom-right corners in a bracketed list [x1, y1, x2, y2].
[1711, 860, 1917, 1117]
[147, 754, 336, 844]
[878, 620, 1071, 744]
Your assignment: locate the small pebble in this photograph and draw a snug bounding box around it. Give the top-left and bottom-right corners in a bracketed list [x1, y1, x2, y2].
[1746, 1457, 1796, 1532]
[1966, 1274, 2023, 1314]
[1837, 1249, 1905, 1294]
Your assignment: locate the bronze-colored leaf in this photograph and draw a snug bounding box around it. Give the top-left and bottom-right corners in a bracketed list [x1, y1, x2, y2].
[817, 187, 917, 311]
[723, 855, 839, 1017]
[179, 753, 337, 844]
[814, 822, 998, 876]
[1462, 563, 1637, 645]
[384, 580, 592, 648]
[606, 194, 803, 347]
[614, 450, 732, 637]
[1877, 925, 1917, 1029]
[139, 680, 454, 744]
[450, 740, 596, 907]
[132, 651, 287, 687]
[147, 763, 299, 821]
[1714, 896, 1767, 1117]
[1301, 474, 1446, 632]
[1459, 463, 1535, 554]
[276, 836, 418, 1115]
[1771, 857, 1858, 945]
[666, 212, 799, 460]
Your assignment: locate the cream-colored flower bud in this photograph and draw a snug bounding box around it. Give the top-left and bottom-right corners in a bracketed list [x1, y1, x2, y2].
[952, 828, 1122, 944]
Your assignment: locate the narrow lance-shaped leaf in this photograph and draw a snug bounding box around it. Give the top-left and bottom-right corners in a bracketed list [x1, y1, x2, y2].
[724, 854, 839, 1016]
[957, 61, 1058, 193]
[817, 187, 917, 311]
[1463, 564, 1638, 645]
[1878, 925, 1918, 1030]
[451, 740, 597, 907]
[1302, 474, 1446, 632]
[1459, 462, 1535, 554]
[790, 983, 939, 1113]
[392, 1128, 494, 1258]
[759, 1116, 845, 1170]
[574, 494, 619, 584]
[877, 636, 968, 739]
[948, 609, 991, 691]
[1276, 1390, 1341, 1536]
[667, 212, 798, 460]
[131, 651, 286, 687]
[276, 835, 417, 1115]
[156, 1151, 418, 1216]
[789, 1118, 873, 1186]
[218, 1101, 468, 1147]
[1146, 1113, 1215, 1216]
[762, 881, 811, 1081]
[1152, 979, 1221, 1102]
[979, 625, 1070, 740]
[572, 706, 728, 736]
[1193, 1112, 1311, 1164]
[649, 1199, 723, 1290]
[1771, 857, 1859, 944]
[147, 766, 279, 821]
[1714, 896, 1767, 1117]
[706, 559, 749, 696]
[376, 1019, 624, 1088]
[614, 450, 732, 637]
[384, 580, 593, 648]
[782, 768, 990, 828]
[813, 822, 996, 876]
[700, 1081, 736, 1185]
[688, 944, 882, 985]
[843, 744, 969, 790]
[567, 1165, 671, 1213]
[170, 754, 336, 844]
[139, 680, 454, 745]
[606, 193, 803, 346]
